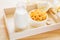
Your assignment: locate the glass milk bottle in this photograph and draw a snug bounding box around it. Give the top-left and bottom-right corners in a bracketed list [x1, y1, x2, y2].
[15, 2, 30, 30]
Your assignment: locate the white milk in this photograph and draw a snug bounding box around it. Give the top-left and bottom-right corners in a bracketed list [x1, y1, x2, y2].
[15, 7, 30, 29]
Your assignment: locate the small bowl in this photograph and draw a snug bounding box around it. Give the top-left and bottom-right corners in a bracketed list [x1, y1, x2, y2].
[28, 9, 48, 27]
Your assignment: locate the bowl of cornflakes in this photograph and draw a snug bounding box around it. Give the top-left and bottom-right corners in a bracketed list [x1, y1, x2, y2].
[28, 9, 48, 27]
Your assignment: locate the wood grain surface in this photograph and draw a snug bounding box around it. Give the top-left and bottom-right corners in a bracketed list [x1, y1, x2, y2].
[18, 29, 60, 40]
[0, 17, 9, 40]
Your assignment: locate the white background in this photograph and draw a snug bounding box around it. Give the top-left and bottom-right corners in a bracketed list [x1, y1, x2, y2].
[0, 0, 47, 9]
[0, 0, 19, 9]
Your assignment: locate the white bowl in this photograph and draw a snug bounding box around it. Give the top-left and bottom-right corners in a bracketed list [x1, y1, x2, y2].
[28, 9, 48, 27]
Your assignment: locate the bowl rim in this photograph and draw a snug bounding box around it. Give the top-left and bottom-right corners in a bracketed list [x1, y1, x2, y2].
[28, 9, 48, 23]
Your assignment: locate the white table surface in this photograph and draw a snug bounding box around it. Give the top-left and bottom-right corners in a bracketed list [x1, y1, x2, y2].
[0, 0, 19, 9]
